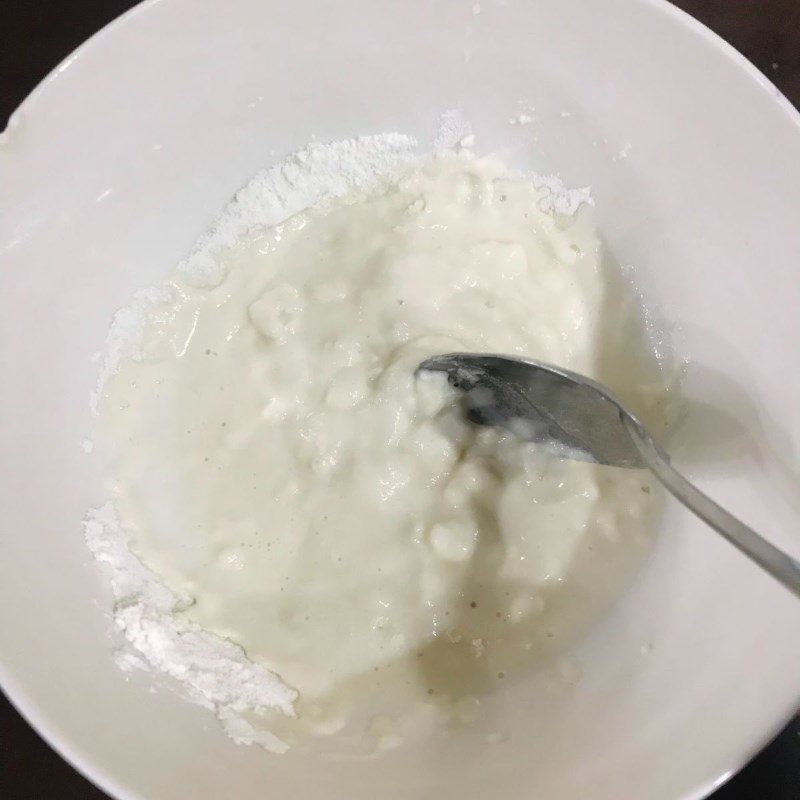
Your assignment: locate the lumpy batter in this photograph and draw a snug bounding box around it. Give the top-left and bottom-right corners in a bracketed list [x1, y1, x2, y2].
[97, 152, 668, 747]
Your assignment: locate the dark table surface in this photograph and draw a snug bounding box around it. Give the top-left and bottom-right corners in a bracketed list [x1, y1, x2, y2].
[1, 1, 799, 798]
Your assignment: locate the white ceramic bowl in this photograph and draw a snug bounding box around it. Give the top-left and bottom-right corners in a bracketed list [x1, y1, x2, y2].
[1, 1, 799, 798]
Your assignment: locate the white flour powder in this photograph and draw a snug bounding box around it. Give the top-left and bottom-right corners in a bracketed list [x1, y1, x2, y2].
[85, 133, 418, 751]
[91, 134, 419, 410]
[86, 125, 596, 751]
[177, 134, 419, 288]
[85, 503, 297, 752]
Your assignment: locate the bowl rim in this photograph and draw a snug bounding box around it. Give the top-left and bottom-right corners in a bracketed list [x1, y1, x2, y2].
[1, 1, 799, 799]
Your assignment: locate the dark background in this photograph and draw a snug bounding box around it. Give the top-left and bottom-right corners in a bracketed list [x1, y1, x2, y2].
[1, 1, 799, 797]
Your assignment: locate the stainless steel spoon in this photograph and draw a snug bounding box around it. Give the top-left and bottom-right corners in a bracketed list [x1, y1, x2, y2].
[418, 352, 800, 599]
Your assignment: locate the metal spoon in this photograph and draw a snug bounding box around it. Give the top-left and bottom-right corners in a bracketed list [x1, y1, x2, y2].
[418, 352, 800, 599]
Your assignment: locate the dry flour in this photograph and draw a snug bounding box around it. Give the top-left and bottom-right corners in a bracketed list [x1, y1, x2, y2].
[85, 133, 418, 751]
[85, 124, 597, 751]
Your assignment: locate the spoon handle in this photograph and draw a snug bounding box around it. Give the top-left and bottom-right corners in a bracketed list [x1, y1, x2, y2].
[622, 417, 800, 600]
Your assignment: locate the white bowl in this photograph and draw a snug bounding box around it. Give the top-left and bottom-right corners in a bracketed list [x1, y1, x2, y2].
[1, 1, 799, 798]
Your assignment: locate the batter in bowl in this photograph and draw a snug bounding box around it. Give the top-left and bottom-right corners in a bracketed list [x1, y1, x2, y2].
[92, 147, 672, 751]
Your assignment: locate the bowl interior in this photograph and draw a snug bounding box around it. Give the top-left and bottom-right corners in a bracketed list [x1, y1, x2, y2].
[1, 1, 799, 799]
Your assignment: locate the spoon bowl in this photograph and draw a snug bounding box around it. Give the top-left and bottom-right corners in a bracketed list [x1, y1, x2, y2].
[419, 352, 800, 600]
[418, 352, 650, 468]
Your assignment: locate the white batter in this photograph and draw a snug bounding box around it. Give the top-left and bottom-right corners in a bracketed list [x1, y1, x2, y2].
[96, 152, 667, 747]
